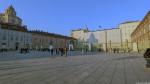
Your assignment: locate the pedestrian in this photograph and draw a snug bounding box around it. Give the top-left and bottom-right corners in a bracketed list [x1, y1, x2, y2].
[144, 48, 150, 68]
[20, 48, 23, 54]
[113, 48, 116, 53]
[55, 48, 59, 55]
[60, 48, 64, 56]
[57, 48, 60, 55]
[49, 45, 53, 55]
[51, 49, 54, 55]
[62, 48, 65, 56]
[64, 48, 68, 57]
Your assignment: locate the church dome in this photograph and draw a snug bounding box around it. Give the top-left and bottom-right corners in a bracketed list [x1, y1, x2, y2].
[5, 5, 16, 16]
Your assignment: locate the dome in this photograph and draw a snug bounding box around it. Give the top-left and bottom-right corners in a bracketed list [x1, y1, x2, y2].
[5, 5, 16, 16]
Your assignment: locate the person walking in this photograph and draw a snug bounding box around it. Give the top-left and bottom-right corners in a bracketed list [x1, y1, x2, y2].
[51, 49, 54, 55]
[113, 48, 116, 53]
[144, 48, 150, 68]
[64, 48, 68, 57]
[49, 45, 53, 55]
[55, 48, 59, 55]
[59, 48, 63, 56]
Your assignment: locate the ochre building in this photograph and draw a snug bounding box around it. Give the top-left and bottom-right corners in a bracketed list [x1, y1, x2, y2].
[30, 31, 76, 50]
[131, 11, 150, 52]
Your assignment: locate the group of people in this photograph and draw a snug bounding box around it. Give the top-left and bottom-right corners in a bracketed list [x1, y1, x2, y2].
[113, 48, 120, 53]
[113, 48, 131, 53]
[49, 48, 68, 56]
[20, 48, 29, 54]
[19, 47, 69, 56]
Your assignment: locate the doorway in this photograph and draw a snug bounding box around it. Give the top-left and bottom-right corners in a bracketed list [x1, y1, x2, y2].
[15, 42, 19, 50]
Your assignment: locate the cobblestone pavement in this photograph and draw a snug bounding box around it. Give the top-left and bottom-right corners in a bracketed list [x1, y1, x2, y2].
[0, 52, 150, 84]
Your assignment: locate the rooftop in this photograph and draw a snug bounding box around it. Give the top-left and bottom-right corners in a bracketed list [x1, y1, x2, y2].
[120, 20, 140, 24]
[0, 22, 28, 32]
[29, 30, 76, 40]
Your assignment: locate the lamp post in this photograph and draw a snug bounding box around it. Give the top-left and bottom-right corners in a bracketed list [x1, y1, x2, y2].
[109, 40, 111, 52]
[125, 39, 128, 52]
[105, 30, 108, 52]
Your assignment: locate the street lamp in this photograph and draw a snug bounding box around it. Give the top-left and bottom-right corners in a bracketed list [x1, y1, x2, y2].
[109, 40, 112, 52]
[125, 39, 128, 52]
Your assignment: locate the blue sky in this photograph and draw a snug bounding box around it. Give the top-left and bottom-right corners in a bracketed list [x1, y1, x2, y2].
[0, 0, 150, 36]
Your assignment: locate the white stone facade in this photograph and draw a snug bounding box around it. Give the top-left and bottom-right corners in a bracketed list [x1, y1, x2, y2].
[0, 25, 32, 50]
[119, 21, 140, 43]
[71, 28, 121, 51]
[71, 21, 140, 52]
[119, 21, 140, 51]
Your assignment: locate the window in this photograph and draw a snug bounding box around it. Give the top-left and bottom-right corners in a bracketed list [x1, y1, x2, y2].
[21, 37, 23, 42]
[11, 19, 15, 24]
[149, 25, 150, 31]
[29, 38, 32, 42]
[2, 43, 6, 45]
[2, 36, 6, 40]
[11, 37, 13, 41]
[16, 37, 18, 41]
[26, 38, 28, 42]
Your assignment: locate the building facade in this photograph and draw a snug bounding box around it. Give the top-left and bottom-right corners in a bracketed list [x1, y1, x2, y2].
[0, 23, 32, 50]
[119, 21, 140, 52]
[71, 28, 121, 52]
[0, 6, 31, 51]
[0, 6, 77, 51]
[106, 29, 121, 52]
[71, 21, 140, 52]
[71, 28, 99, 51]
[30, 31, 76, 50]
[131, 11, 150, 52]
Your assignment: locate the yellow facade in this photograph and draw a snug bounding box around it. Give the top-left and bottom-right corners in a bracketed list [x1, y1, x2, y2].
[131, 11, 150, 52]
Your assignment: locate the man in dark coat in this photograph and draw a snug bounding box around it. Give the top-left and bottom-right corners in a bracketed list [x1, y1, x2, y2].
[113, 48, 116, 53]
[59, 48, 64, 56]
[144, 48, 150, 68]
[51, 49, 54, 55]
[56, 48, 59, 55]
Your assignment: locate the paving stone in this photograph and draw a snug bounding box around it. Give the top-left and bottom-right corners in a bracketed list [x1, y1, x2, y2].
[0, 52, 149, 84]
